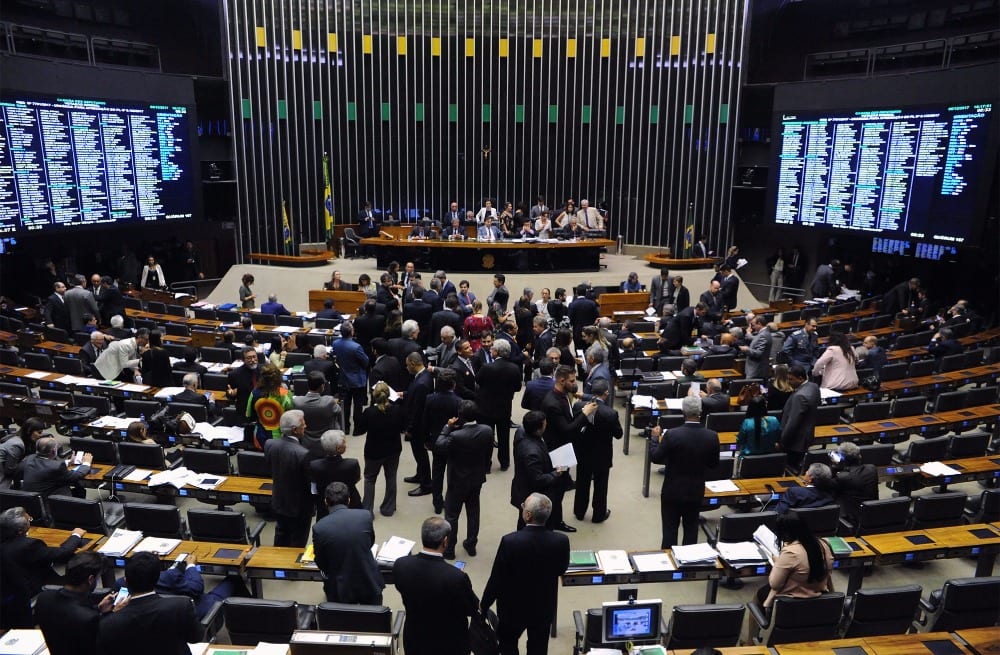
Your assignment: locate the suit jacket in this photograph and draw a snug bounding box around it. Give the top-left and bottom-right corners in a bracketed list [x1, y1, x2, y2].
[693, 241, 708, 258]
[0, 533, 82, 628]
[775, 485, 836, 514]
[369, 354, 406, 393]
[659, 315, 683, 351]
[393, 553, 479, 655]
[44, 293, 71, 331]
[387, 337, 422, 367]
[353, 313, 386, 355]
[810, 264, 839, 298]
[835, 463, 879, 520]
[357, 214, 379, 237]
[568, 297, 600, 342]
[699, 290, 724, 322]
[259, 301, 291, 316]
[172, 389, 209, 408]
[540, 389, 591, 451]
[403, 300, 435, 345]
[700, 392, 731, 416]
[316, 307, 344, 319]
[404, 369, 434, 442]
[20, 455, 92, 497]
[440, 225, 465, 239]
[670, 285, 691, 312]
[649, 421, 720, 503]
[720, 274, 740, 311]
[308, 455, 361, 517]
[64, 286, 100, 332]
[744, 327, 773, 379]
[303, 357, 338, 390]
[359, 404, 405, 460]
[99, 286, 125, 326]
[140, 347, 173, 387]
[450, 356, 479, 400]
[510, 434, 561, 508]
[428, 310, 464, 347]
[423, 391, 462, 449]
[312, 505, 383, 603]
[475, 358, 522, 420]
[408, 226, 437, 240]
[436, 422, 493, 487]
[648, 274, 674, 311]
[264, 436, 313, 519]
[780, 381, 821, 454]
[227, 364, 259, 422]
[573, 399, 623, 469]
[532, 328, 554, 365]
[482, 525, 569, 623]
[521, 376, 555, 411]
[330, 337, 369, 389]
[676, 306, 699, 346]
[583, 363, 611, 396]
[96, 593, 201, 655]
[35, 587, 103, 655]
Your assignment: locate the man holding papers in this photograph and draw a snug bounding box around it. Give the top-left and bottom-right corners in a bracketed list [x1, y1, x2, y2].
[572, 379, 623, 524]
[649, 396, 720, 548]
[511, 411, 572, 531]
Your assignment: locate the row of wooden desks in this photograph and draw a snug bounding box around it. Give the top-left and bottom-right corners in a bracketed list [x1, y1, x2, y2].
[888, 327, 1000, 362]
[0, 364, 230, 403]
[80, 464, 274, 507]
[772, 632, 982, 655]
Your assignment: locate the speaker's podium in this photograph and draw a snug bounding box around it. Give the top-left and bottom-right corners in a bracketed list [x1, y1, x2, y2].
[290, 631, 393, 655]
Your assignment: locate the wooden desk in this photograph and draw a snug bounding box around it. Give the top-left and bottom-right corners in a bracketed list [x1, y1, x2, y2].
[28, 526, 104, 551]
[865, 632, 975, 655]
[307, 289, 368, 313]
[83, 464, 274, 507]
[34, 340, 82, 357]
[244, 546, 325, 596]
[643, 253, 717, 270]
[597, 292, 649, 318]
[776, 637, 870, 655]
[927, 522, 1000, 577]
[671, 648, 770, 655]
[863, 529, 951, 566]
[361, 236, 616, 272]
[957, 626, 1000, 655]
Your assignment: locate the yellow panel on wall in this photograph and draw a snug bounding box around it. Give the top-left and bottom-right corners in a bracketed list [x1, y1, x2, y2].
[431, 37, 442, 56]
[499, 38, 509, 58]
[255, 26, 266, 48]
[706, 33, 717, 53]
[291, 30, 302, 50]
[397, 36, 407, 55]
[566, 38, 577, 58]
[327, 33, 338, 52]
[465, 37, 475, 57]
[670, 35, 682, 56]
[635, 37, 646, 57]
[533, 39, 543, 58]
[600, 38, 611, 57]
[362, 34, 373, 54]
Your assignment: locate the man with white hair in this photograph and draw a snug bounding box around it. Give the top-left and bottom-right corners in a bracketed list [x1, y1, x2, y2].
[173, 372, 212, 409]
[106, 314, 132, 340]
[94, 327, 149, 382]
[309, 430, 361, 519]
[434, 325, 458, 368]
[303, 343, 338, 390]
[388, 319, 422, 368]
[79, 330, 106, 376]
[578, 198, 604, 231]
[264, 410, 313, 547]
[475, 338, 522, 472]
[649, 395, 719, 548]
[260, 293, 291, 316]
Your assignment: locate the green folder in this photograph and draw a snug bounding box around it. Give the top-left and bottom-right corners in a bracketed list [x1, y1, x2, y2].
[824, 536, 853, 556]
[569, 550, 598, 567]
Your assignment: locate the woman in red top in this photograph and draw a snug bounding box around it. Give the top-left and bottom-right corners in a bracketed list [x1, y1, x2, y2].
[462, 299, 494, 353]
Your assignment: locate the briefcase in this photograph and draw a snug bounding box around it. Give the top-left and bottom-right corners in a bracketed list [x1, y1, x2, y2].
[469, 609, 499, 655]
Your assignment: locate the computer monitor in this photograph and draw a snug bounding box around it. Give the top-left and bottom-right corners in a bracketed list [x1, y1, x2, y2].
[601, 599, 662, 643]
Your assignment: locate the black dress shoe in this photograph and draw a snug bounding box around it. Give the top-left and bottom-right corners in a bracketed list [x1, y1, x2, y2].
[554, 522, 577, 533]
[443, 550, 456, 560]
[403, 475, 420, 483]
[433, 500, 444, 514]
[499, 465, 509, 472]
[592, 509, 611, 523]
[462, 540, 477, 557]
[574, 513, 586, 522]
[408, 487, 432, 497]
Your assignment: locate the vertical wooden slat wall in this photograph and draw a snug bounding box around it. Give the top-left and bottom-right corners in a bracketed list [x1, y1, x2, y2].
[225, 0, 747, 259]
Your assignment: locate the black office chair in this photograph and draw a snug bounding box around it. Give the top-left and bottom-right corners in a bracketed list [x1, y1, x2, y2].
[236, 451, 270, 477]
[192, 308, 218, 320]
[841, 585, 923, 638]
[878, 362, 909, 382]
[704, 456, 736, 484]
[200, 347, 234, 364]
[856, 316, 877, 332]
[276, 315, 304, 328]
[146, 301, 167, 314]
[315, 602, 405, 645]
[23, 352, 54, 371]
[932, 390, 968, 413]
[662, 604, 746, 650]
[705, 412, 746, 433]
[894, 436, 950, 464]
[891, 395, 928, 418]
[735, 453, 787, 479]
[216, 309, 240, 322]
[53, 356, 85, 376]
[964, 349, 986, 367]
[788, 505, 841, 537]
[167, 402, 210, 423]
[701, 354, 736, 369]
[42, 325, 71, 343]
[188, 509, 264, 546]
[857, 443, 895, 466]
[748, 592, 846, 645]
[913, 576, 1000, 632]
[123, 399, 163, 418]
[165, 343, 191, 358]
[728, 379, 763, 400]
[283, 352, 311, 367]
[948, 432, 990, 459]
[0, 381, 31, 396]
[705, 510, 778, 546]
[801, 450, 831, 469]
[909, 492, 967, 530]
[48, 495, 122, 535]
[70, 436, 118, 464]
[964, 488, 1000, 524]
[252, 313, 277, 326]
[850, 401, 892, 423]
[636, 381, 675, 400]
[315, 318, 341, 329]
[123, 502, 188, 539]
[965, 385, 998, 407]
[202, 373, 229, 392]
[839, 497, 911, 537]
[117, 442, 167, 469]
[182, 449, 232, 475]
[0, 348, 21, 366]
[907, 360, 937, 377]
[72, 393, 114, 416]
[621, 356, 654, 373]
[164, 323, 191, 337]
[223, 598, 315, 645]
[939, 353, 968, 373]
[0, 488, 49, 526]
[342, 227, 362, 258]
[815, 405, 843, 426]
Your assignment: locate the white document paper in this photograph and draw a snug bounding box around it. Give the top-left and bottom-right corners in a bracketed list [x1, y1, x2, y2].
[187, 643, 210, 655]
[0, 629, 46, 655]
[919, 461, 961, 477]
[548, 443, 578, 468]
[630, 395, 657, 409]
[55, 374, 92, 385]
[716, 541, 767, 564]
[753, 524, 781, 560]
[153, 386, 186, 399]
[89, 416, 134, 429]
[124, 468, 152, 482]
[820, 388, 842, 400]
[706, 479, 740, 493]
[663, 397, 685, 411]
[98, 528, 144, 556]
[376, 536, 415, 563]
[119, 383, 151, 393]
[132, 536, 182, 555]
[630, 552, 676, 573]
[251, 644, 292, 655]
[671, 543, 719, 566]
[26, 371, 49, 379]
[371, 384, 400, 402]
[596, 549, 633, 574]
[644, 307, 657, 316]
[193, 422, 245, 444]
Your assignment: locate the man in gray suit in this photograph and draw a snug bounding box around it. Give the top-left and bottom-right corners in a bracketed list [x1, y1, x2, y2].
[779, 364, 821, 473]
[64, 274, 100, 332]
[312, 481, 384, 604]
[293, 371, 343, 458]
[741, 315, 772, 380]
[647, 268, 674, 315]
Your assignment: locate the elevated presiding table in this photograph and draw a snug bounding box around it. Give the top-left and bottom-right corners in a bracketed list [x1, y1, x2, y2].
[360, 236, 616, 271]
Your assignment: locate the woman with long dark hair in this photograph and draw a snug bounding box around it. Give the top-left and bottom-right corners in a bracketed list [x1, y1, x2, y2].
[758, 514, 834, 608]
[139, 330, 172, 387]
[736, 395, 781, 457]
[812, 332, 859, 391]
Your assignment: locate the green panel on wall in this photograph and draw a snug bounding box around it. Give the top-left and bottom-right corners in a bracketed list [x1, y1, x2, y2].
[684, 104, 694, 124]
[548, 104, 558, 123]
[313, 101, 322, 119]
[581, 105, 592, 124]
[649, 105, 660, 124]
[482, 104, 492, 122]
[615, 106, 625, 125]
[276, 99, 287, 119]
[514, 105, 525, 123]
[381, 102, 391, 121]
[448, 104, 459, 122]
[241, 99, 252, 119]
[414, 103, 425, 121]
[346, 102, 357, 121]
[719, 103, 729, 124]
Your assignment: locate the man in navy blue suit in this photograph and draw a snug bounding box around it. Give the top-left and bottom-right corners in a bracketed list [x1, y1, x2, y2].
[521, 358, 556, 411]
[260, 294, 291, 316]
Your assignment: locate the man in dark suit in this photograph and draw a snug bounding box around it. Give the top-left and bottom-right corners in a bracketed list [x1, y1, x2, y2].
[435, 270, 457, 298]
[260, 293, 292, 316]
[648, 268, 674, 315]
[354, 300, 387, 356]
[226, 348, 260, 423]
[436, 401, 493, 558]
[388, 320, 422, 367]
[883, 277, 920, 317]
[496, 321, 526, 368]
[369, 338, 406, 392]
[486, 273, 510, 322]
[521, 357, 556, 411]
[98, 276, 125, 327]
[450, 339, 479, 400]
[531, 315, 554, 366]
[20, 437, 93, 498]
[393, 517, 480, 655]
[403, 287, 435, 346]
[0, 507, 88, 629]
[423, 370, 463, 514]
[441, 215, 465, 240]
[97, 552, 202, 655]
[649, 396, 720, 548]
[698, 378, 730, 416]
[264, 411, 314, 547]
[308, 430, 361, 519]
[676, 302, 708, 347]
[831, 441, 879, 522]
[779, 364, 821, 472]
[424, 279, 443, 313]
[79, 331, 107, 377]
[471, 333, 495, 373]
[312, 481, 383, 604]
[581, 345, 611, 397]
[928, 327, 963, 363]
[718, 265, 740, 311]
[407, 220, 437, 240]
[357, 201, 378, 237]
[693, 235, 709, 259]
[658, 304, 684, 353]
[65, 274, 100, 332]
[475, 339, 522, 471]
[810, 259, 841, 299]
[741, 315, 773, 380]
[775, 462, 836, 514]
[303, 344, 339, 391]
[316, 298, 344, 320]
[329, 322, 369, 435]
[511, 411, 572, 532]
[43, 281, 71, 332]
[568, 283, 599, 346]
[173, 372, 212, 409]
[403, 352, 435, 496]
[429, 296, 465, 348]
[572, 379, 622, 524]
[482, 492, 570, 655]
[699, 280, 724, 324]
[34, 551, 114, 654]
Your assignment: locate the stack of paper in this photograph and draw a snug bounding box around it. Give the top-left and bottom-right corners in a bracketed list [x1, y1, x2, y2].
[375, 536, 415, 564]
[148, 467, 200, 489]
[0, 630, 46, 655]
[189, 474, 227, 490]
[706, 479, 740, 493]
[98, 528, 144, 556]
[631, 395, 657, 409]
[630, 551, 676, 573]
[820, 388, 842, 401]
[671, 543, 719, 567]
[153, 387, 186, 399]
[132, 536, 182, 555]
[920, 461, 961, 477]
[753, 524, 781, 561]
[596, 549, 633, 574]
[193, 423, 245, 445]
[716, 541, 768, 566]
[548, 443, 578, 468]
[89, 416, 135, 429]
[567, 550, 600, 572]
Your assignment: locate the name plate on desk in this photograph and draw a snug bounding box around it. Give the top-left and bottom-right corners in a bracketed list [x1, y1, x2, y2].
[291, 630, 392, 655]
